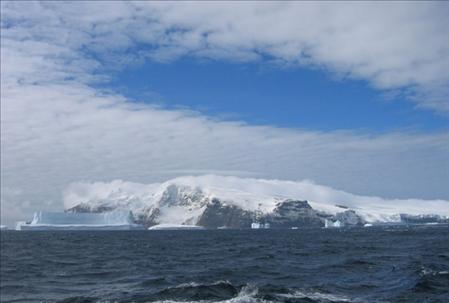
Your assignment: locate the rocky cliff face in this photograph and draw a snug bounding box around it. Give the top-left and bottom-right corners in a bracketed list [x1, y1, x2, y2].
[196, 199, 342, 229]
[264, 200, 324, 228]
[67, 203, 115, 213]
[335, 210, 365, 226]
[197, 198, 253, 228]
[399, 214, 449, 224]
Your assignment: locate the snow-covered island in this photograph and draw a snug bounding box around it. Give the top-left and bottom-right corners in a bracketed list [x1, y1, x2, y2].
[49, 175, 449, 230]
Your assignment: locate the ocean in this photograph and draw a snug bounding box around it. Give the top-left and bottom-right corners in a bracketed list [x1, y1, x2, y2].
[1, 226, 448, 303]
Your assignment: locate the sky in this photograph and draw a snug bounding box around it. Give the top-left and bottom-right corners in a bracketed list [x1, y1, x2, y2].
[1, 1, 449, 225]
[107, 59, 448, 131]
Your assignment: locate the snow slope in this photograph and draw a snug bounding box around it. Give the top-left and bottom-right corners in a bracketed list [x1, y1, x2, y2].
[63, 175, 449, 224]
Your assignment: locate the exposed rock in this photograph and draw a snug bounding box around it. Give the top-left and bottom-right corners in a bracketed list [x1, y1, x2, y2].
[335, 210, 365, 226]
[159, 184, 208, 208]
[264, 199, 324, 228]
[135, 206, 160, 227]
[335, 204, 349, 209]
[400, 214, 444, 224]
[66, 203, 115, 213]
[197, 198, 253, 228]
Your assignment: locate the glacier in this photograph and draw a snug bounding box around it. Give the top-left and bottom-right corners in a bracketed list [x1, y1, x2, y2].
[61, 175, 449, 228]
[15, 210, 144, 230]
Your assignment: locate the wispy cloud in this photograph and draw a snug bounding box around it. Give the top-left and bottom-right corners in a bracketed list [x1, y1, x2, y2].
[1, 1, 449, 225]
[2, 1, 448, 111]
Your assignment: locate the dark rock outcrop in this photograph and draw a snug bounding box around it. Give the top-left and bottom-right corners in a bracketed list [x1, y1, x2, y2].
[135, 206, 160, 227]
[66, 203, 115, 213]
[335, 209, 365, 226]
[159, 184, 208, 208]
[197, 198, 253, 228]
[400, 214, 445, 224]
[264, 199, 324, 228]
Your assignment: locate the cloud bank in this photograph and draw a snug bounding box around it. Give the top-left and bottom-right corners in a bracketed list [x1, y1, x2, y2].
[1, 2, 449, 225]
[2, 1, 448, 111]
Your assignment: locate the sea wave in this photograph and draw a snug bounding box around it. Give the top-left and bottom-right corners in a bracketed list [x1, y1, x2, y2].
[57, 282, 361, 303]
[412, 266, 449, 294]
[2, 228, 448, 303]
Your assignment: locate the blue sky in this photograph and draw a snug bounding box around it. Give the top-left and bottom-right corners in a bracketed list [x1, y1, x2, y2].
[106, 58, 448, 132]
[2, 1, 449, 224]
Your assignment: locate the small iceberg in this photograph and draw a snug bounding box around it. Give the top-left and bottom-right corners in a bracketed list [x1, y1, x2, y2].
[148, 224, 205, 230]
[15, 210, 144, 230]
[324, 219, 343, 228]
[0, 225, 8, 231]
[251, 222, 270, 229]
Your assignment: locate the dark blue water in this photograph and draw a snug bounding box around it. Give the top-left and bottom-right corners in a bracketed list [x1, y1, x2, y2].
[1, 226, 449, 303]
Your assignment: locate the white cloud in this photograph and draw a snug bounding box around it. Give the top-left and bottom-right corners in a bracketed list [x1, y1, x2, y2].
[1, 1, 449, 225]
[3, 1, 448, 111]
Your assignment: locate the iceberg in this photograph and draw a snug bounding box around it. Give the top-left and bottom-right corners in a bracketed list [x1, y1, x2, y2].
[148, 224, 205, 230]
[251, 222, 270, 229]
[324, 219, 343, 228]
[15, 210, 144, 230]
